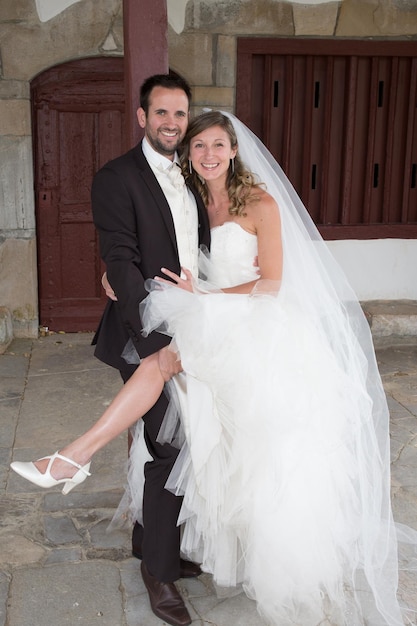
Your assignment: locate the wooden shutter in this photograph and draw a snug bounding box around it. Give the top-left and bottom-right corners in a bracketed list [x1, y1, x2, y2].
[236, 39, 417, 239]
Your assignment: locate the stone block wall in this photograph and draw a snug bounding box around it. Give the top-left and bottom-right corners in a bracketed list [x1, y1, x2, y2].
[0, 0, 416, 340]
[0, 72, 37, 337]
[169, 0, 417, 114]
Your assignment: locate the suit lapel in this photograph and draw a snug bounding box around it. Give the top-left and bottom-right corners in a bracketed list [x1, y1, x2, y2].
[132, 144, 211, 252]
[132, 145, 178, 248]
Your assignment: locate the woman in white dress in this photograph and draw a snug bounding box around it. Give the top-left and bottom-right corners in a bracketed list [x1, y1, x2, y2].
[11, 111, 410, 625]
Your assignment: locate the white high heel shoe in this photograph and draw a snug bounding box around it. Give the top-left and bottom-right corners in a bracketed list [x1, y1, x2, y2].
[10, 451, 91, 495]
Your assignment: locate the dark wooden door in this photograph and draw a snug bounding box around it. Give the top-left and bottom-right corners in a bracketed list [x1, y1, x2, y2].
[32, 57, 125, 331]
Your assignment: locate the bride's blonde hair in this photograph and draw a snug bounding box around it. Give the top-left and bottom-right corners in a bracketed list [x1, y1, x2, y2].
[180, 111, 262, 216]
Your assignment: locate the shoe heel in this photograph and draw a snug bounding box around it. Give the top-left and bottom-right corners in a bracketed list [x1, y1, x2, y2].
[62, 481, 76, 495]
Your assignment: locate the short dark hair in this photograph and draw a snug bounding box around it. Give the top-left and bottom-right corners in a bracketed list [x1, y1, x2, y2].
[140, 74, 192, 113]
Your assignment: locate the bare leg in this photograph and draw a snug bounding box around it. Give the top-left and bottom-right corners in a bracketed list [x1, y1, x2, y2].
[34, 352, 165, 480]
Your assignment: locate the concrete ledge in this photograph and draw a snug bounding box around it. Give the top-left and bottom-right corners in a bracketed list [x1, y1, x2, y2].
[362, 300, 417, 347]
[0, 306, 13, 354]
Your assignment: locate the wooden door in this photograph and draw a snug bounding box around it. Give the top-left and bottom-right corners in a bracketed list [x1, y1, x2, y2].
[32, 57, 125, 331]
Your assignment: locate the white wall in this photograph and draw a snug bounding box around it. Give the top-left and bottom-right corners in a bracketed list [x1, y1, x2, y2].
[327, 239, 417, 301]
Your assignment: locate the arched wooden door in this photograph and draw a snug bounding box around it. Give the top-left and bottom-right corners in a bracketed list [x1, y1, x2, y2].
[32, 57, 125, 332]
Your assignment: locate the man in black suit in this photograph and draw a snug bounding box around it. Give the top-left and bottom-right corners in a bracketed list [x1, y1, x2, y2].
[91, 74, 210, 626]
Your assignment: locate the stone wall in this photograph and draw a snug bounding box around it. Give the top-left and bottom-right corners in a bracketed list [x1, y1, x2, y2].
[0, 0, 416, 340]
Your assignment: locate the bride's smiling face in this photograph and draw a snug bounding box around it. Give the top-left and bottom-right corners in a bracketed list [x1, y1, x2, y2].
[189, 126, 237, 183]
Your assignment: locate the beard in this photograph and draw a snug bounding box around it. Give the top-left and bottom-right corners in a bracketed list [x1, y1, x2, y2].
[146, 129, 183, 157]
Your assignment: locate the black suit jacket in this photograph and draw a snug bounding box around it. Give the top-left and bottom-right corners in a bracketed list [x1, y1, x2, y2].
[92, 143, 210, 371]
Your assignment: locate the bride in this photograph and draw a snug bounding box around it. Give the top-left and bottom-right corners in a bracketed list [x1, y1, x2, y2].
[11, 111, 410, 625]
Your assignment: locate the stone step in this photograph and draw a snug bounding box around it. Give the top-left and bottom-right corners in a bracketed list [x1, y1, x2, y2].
[362, 300, 417, 347]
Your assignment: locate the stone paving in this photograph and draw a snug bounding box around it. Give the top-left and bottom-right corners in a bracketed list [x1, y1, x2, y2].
[1, 333, 417, 625]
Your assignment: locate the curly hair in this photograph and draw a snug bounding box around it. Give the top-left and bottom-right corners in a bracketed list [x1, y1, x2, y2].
[179, 111, 262, 216]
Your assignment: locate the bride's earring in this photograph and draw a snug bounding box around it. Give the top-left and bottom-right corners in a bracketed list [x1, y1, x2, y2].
[189, 160, 193, 174]
[230, 158, 235, 174]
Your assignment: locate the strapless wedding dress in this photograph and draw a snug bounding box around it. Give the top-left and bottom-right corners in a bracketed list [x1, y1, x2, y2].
[126, 222, 406, 625]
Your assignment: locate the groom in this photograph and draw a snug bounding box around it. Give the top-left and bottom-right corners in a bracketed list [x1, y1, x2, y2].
[91, 74, 210, 626]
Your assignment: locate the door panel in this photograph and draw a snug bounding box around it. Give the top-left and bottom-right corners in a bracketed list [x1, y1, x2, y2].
[32, 58, 125, 331]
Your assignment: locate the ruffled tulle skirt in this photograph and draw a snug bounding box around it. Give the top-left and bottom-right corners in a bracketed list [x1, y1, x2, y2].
[133, 280, 407, 626]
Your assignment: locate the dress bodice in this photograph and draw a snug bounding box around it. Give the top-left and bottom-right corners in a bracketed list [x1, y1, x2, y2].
[205, 222, 258, 289]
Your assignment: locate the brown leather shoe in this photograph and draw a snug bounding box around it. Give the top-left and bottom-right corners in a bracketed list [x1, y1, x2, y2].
[141, 561, 191, 626]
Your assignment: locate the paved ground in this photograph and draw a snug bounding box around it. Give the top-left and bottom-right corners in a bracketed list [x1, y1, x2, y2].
[1, 333, 417, 625]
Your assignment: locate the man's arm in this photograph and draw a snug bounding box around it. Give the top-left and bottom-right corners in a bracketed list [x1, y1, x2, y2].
[92, 165, 169, 358]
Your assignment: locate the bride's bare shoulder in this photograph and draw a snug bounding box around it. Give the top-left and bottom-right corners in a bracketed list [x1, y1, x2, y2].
[247, 188, 279, 216]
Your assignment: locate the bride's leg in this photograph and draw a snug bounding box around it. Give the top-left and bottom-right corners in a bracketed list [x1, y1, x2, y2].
[34, 352, 165, 480]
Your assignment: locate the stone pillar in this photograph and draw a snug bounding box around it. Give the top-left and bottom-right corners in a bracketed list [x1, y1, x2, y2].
[0, 80, 38, 339]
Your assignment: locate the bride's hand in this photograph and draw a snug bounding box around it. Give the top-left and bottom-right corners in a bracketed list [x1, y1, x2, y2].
[154, 267, 194, 292]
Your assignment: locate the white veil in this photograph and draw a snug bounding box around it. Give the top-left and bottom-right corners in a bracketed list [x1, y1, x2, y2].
[219, 111, 414, 624]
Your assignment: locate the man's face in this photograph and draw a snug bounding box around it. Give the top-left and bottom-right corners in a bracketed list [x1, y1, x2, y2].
[137, 86, 189, 159]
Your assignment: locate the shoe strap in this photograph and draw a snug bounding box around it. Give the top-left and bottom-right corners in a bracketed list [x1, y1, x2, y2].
[42, 452, 91, 477]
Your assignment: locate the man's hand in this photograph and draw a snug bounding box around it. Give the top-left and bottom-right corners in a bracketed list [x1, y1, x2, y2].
[158, 344, 183, 382]
[101, 272, 118, 301]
